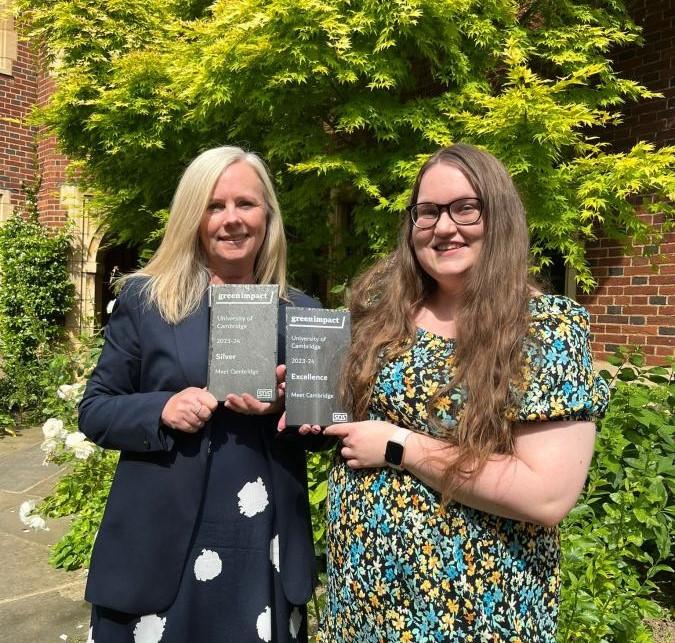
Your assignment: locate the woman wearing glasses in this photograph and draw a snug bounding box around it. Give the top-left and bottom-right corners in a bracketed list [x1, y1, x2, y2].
[318, 144, 608, 641]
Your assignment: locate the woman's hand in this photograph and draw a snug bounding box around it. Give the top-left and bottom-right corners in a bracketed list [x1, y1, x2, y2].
[224, 364, 286, 416]
[325, 418, 596, 527]
[323, 420, 398, 468]
[161, 387, 218, 433]
[276, 412, 321, 435]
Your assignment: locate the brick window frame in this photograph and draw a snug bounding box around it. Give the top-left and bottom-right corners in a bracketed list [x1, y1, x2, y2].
[0, 1, 17, 76]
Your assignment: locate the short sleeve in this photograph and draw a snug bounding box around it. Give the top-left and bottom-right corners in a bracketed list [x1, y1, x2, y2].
[516, 295, 609, 423]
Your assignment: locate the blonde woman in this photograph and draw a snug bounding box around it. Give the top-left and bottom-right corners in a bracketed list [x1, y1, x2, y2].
[80, 146, 319, 642]
[319, 144, 609, 641]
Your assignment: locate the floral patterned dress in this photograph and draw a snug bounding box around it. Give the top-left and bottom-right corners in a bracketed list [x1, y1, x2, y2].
[320, 295, 609, 642]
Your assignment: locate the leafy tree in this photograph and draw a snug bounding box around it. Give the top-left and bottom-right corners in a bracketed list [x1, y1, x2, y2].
[16, 0, 675, 297]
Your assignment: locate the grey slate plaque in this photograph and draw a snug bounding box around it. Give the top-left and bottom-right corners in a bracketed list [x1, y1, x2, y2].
[285, 308, 351, 427]
[207, 284, 279, 401]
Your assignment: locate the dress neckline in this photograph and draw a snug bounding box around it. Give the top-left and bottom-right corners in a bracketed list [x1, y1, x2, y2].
[415, 327, 456, 342]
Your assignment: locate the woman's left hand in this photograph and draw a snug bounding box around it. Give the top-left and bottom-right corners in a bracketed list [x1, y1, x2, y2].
[224, 364, 286, 416]
[323, 420, 398, 469]
[276, 412, 321, 435]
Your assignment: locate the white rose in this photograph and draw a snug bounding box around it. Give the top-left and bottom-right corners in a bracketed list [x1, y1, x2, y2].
[66, 431, 87, 449]
[57, 383, 85, 402]
[25, 515, 47, 530]
[72, 382, 86, 403]
[19, 499, 36, 519]
[40, 437, 58, 454]
[18, 500, 48, 531]
[42, 418, 66, 440]
[65, 431, 86, 448]
[65, 432, 96, 460]
[73, 441, 96, 460]
[57, 384, 73, 400]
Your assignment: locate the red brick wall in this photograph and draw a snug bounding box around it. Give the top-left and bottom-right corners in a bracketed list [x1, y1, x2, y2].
[0, 38, 38, 212]
[35, 69, 69, 227]
[605, 0, 675, 150]
[580, 0, 674, 365]
[0, 38, 69, 227]
[578, 211, 675, 365]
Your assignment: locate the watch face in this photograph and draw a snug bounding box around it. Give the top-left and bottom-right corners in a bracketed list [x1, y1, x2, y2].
[385, 440, 405, 466]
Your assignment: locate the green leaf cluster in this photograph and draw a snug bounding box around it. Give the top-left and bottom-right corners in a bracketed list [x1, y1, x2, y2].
[15, 0, 674, 295]
[306, 448, 333, 623]
[558, 348, 674, 642]
[307, 448, 332, 552]
[38, 332, 104, 427]
[33, 333, 113, 571]
[0, 191, 74, 426]
[42, 450, 119, 571]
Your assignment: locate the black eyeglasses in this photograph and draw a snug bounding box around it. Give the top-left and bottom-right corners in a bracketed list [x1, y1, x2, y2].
[407, 197, 483, 229]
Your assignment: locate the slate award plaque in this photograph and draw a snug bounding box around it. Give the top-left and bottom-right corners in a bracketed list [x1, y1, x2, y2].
[207, 284, 279, 401]
[285, 307, 351, 427]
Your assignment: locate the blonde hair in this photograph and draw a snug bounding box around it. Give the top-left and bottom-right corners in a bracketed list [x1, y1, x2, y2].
[121, 146, 287, 324]
[342, 144, 531, 496]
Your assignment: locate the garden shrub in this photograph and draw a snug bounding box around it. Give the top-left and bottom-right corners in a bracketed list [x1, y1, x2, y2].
[558, 349, 674, 642]
[41, 450, 118, 571]
[39, 333, 104, 426]
[25, 333, 112, 570]
[0, 185, 74, 432]
[306, 448, 333, 623]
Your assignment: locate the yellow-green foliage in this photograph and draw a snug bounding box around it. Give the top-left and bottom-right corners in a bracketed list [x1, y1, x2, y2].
[16, 0, 675, 291]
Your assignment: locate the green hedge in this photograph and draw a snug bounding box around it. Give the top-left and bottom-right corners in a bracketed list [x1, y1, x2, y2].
[558, 350, 674, 641]
[0, 193, 74, 432]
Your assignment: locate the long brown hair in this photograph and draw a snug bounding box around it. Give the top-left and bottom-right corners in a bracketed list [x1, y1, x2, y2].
[341, 143, 531, 495]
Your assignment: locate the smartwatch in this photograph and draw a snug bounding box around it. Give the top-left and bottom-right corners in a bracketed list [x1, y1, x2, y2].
[384, 428, 411, 470]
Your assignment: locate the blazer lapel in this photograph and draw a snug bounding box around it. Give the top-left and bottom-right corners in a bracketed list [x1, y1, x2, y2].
[173, 292, 210, 389]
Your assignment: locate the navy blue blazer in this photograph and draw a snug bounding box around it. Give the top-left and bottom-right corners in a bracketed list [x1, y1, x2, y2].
[79, 279, 323, 615]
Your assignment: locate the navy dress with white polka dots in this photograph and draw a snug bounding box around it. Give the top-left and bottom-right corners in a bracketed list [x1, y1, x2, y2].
[89, 408, 307, 643]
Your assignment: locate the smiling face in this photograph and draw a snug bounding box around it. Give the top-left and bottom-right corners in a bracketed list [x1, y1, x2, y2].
[411, 162, 485, 294]
[199, 161, 268, 283]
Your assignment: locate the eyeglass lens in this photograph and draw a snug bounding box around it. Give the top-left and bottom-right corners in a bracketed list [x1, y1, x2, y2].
[413, 198, 481, 227]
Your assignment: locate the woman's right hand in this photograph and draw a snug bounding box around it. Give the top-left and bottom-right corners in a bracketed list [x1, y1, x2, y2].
[161, 387, 218, 433]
